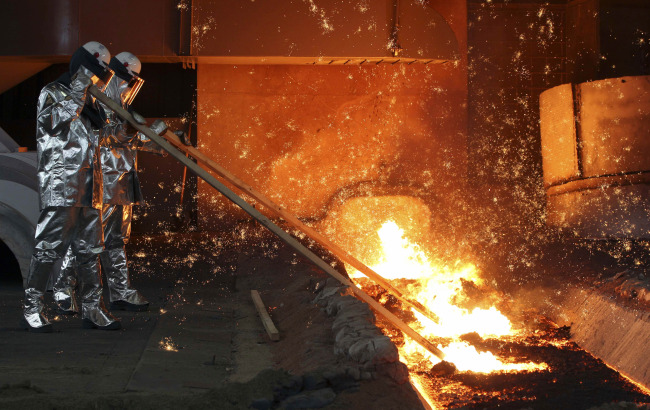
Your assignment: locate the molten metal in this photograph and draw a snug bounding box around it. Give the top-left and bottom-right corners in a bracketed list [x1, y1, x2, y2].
[347, 220, 548, 374]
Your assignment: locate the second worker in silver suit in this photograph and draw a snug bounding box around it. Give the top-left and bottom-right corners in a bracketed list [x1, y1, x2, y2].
[53, 52, 167, 313]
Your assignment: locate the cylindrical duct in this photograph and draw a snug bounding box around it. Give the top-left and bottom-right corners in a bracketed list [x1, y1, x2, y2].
[539, 75, 650, 239]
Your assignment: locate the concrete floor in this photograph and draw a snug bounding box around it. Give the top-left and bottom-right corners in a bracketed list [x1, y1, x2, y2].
[0, 230, 427, 410]
[0, 233, 274, 399]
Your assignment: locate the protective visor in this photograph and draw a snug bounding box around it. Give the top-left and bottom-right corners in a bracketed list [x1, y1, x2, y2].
[91, 67, 115, 93]
[123, 74, 144, 106]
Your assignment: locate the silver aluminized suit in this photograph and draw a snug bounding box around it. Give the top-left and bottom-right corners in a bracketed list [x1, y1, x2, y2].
[23, 66, 118, 332]
[54, 74, 164, 312]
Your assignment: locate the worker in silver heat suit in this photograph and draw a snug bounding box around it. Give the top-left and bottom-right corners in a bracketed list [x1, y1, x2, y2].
[52, 52, 168, 313]
[22, 41, 120, 332]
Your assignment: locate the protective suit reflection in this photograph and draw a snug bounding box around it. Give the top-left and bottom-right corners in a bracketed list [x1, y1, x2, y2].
[53, 52, 166, 313]
[23, 41, 120, 332]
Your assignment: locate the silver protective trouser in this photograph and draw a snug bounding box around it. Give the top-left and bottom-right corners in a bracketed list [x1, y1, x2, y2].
[55, 204, 146, 305]
[101, 204, 145, 304]
[24, 206, 103, 328]
[53, 247, 79, 313]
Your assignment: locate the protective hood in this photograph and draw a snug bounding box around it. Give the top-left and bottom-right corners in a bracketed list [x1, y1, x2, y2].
[108, 56, 131, 82]
[57, 47, 114, 89]
[108, 56, 144, 106]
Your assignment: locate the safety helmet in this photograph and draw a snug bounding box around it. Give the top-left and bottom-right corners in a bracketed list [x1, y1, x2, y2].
[108, 52, 144, 106]
[71, 41, 114, 92]
[82, 41, 111, 68]
[115, 52, 141, 76]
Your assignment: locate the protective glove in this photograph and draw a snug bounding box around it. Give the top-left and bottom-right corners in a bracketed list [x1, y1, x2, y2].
[121, 111, 146, 135]
[132, 111, 147, 125]
[150, 119, 168, 136]
[71, 71, 93, 94]
[174, 130, 192, 146]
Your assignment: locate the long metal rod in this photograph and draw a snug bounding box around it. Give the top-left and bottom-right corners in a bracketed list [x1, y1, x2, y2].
[89, 86, 445, 360]
[161, 129, 440, 323]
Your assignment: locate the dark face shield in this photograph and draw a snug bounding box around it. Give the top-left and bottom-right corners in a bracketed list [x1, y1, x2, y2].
[92, 67, 115, 93]
[123, 74, 144, 106]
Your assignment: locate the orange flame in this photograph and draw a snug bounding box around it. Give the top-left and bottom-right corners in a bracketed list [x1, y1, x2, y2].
[349, 220, 548, 374]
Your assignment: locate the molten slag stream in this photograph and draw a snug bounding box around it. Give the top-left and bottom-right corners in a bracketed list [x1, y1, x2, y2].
[348, 221, 548, 374]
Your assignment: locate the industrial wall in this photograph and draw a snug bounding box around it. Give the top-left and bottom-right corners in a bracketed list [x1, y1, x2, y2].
[194, 1, 468, 228]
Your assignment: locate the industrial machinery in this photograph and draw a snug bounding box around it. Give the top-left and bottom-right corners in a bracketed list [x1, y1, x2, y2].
[0, 127, 38, 285]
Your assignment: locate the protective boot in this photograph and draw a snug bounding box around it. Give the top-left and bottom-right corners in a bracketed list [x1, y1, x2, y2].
[102, 247, 149, 312]
[22, 254, 55, 333]
[77, 255, 121, 330]
[52, 247, 79, 315]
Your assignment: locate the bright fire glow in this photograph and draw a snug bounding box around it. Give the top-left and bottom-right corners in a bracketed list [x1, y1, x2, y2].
[410, 375, 437, 410]
[350, 220, 548, 374]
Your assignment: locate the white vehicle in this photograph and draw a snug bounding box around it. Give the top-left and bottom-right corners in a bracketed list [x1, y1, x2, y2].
[0, 126, 39, 286]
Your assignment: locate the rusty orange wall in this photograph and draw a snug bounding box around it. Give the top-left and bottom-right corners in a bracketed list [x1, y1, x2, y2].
[196, 2, 467, 229]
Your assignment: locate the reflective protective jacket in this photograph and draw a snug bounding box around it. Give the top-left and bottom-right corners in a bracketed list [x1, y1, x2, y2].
[35, 75, 103, 209]
[99, 79, 164, 205]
